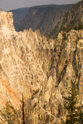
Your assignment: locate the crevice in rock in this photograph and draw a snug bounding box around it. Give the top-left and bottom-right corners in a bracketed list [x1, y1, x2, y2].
[72, 39, 81, 92]
[56, 60, 68, 86]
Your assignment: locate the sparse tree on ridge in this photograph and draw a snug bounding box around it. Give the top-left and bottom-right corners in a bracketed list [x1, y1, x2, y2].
[63, 81, 79, 124]
[0, 101, 17, 124]
[21, 94, 25, 124]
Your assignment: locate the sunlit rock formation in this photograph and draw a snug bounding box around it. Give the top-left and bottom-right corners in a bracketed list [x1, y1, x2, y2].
[0, 10, 83, 124]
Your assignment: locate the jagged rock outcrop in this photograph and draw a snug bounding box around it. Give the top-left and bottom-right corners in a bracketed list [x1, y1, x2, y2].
[0, 10, 83, 124]
[0, 10, 55, 108]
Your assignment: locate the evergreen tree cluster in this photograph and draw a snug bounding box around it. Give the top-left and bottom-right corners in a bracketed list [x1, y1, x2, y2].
[63, 81, 83, 124]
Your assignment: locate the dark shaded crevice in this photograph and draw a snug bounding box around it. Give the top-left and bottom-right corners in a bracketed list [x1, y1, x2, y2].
[56, 34, 67, 78]
[72, 50, 78, 77]
[77, 55, 81, 93]
[49, 47, 56, 77]
[56, 60, 68, 86]
[72, 39, 81, 92]
[50, 32, 67, 77]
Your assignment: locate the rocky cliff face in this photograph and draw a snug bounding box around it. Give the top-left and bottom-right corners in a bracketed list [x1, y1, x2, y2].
[0, 10, 83, 124]
[49, 1, 83, 38]
[10, 8, 29, 29]
[0, 10, 55, 108]
[16, 4, 72, 35]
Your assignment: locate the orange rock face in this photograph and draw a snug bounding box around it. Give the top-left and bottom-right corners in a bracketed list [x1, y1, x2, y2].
[0, 11, 83, 124]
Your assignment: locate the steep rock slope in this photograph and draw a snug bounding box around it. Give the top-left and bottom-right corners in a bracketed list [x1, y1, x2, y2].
[0, 10, 55, 108]
[49, 1, 83, 38]
[17, 4, 72, 35]
[10, 8, 29, 29]
[0, 10, 83, 124]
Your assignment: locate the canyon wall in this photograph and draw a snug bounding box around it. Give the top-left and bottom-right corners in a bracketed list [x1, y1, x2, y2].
[0, 10, 83, 124]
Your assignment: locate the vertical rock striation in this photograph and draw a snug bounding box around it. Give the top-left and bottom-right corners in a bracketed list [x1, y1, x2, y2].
[0, 10, 83, 123]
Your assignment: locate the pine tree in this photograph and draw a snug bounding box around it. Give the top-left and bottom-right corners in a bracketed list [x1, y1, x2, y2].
[22, 94, 25, 124]
[63, 81, 79, 124]
[79, 105, 83, 124]
[0, 101, 17, 124]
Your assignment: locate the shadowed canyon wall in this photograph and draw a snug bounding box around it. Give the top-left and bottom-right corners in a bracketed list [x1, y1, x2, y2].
[0, 10, 83, 124]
